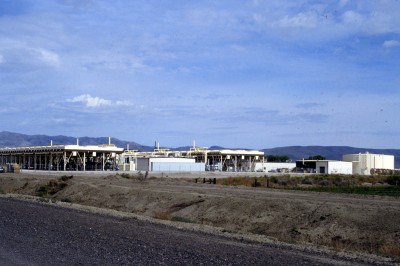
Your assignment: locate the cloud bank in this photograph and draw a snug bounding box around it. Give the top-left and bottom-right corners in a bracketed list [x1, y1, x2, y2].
[0, 0, 399, 149]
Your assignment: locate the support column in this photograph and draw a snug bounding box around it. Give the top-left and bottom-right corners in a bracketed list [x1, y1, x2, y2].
[63, 152, 67, 171]
[234, 156, 237, 172]
[102, 153, 105, 171]
[83, 152, 86, 171]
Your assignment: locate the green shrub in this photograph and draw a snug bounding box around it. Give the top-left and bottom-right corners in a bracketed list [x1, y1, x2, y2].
[387, 175, 400, 186]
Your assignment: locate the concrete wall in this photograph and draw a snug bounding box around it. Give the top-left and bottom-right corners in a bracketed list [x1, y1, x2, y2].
[136, 158, 150, 171]
[150, 158, 196, 163]
[136, 157, 203, 172]
[151, 162, 205, 172]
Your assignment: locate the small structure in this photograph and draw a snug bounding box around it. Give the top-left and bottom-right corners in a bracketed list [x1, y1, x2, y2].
[0, 138, 123, 171]
[296, 160, 352, 175]
[315, 161, 352, 175]
[343, 152, 395, 175]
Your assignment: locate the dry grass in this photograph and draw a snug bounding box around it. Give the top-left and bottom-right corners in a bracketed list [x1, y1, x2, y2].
[215, 175, 400, 196]
[153, 211, 171, 220]
[217, 177, 258, 187]
[330, 236, 355, 252]
[379, 243, 400, 258]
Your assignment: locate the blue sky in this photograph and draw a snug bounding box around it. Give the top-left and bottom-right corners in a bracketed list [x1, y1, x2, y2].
[0, 0, 399, 149]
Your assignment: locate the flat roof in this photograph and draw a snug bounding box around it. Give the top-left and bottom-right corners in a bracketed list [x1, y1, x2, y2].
[187, 149, 264, 156]
[0, 144, 124, 154]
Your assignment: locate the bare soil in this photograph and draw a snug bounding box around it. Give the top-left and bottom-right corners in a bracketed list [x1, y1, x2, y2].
[1, 171, 399, 261]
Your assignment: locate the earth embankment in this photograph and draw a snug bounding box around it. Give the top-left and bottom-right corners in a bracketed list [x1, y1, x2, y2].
[0, 172, 399, 261]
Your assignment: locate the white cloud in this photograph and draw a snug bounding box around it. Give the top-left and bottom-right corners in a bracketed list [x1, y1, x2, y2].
[338, 0, 349, 7]
[383, 40, 400, 48]
[116, 100, 133, 106]
[277, 12, 317, 28]
[36, 48, 60, 66]
[67, 94, 112, 108]
[67, 94, 133, 108]
[342, 11, 364, 25]
[0, 39, 60, 67]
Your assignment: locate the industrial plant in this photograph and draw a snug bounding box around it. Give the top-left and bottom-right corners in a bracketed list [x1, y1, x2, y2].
[0, 138, 396, 176]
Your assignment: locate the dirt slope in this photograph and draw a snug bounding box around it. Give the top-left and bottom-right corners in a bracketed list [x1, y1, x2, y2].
[0, 172, 399, 260]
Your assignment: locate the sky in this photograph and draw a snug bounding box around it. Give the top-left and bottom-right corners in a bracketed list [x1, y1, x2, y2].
[0, 0, 399, 149]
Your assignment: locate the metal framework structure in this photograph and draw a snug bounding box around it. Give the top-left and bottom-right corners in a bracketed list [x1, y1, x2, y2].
[0, 144, 124, 171]
[119, 145, 265, 172]
[181, 148, 265, 172]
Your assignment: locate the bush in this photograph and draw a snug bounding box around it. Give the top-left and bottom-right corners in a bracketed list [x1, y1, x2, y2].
[60, 175, 73, 181]
[387, 175, 400, 186]
[119, 173, 130, 179]
[302, 178, 313, 185]
[170, 216, 193, 223]
[35, 180, 68, 197]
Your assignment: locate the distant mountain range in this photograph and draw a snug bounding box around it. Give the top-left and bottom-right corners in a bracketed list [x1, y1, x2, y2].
[0, 131, 399, 168]
[0, 131, 153, 152]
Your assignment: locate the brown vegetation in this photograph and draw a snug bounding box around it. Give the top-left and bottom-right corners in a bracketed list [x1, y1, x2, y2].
[0, 172, 399, 260]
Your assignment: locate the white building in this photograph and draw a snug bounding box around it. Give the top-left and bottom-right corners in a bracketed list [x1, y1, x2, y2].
[315, 161, 353, 175]
[342, 153, 395, 175]
[296, 160, 352, 174]
[136, 157, 205, 172]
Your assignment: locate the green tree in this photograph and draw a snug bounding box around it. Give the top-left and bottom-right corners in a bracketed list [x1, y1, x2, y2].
[266, 155, 289, 162]
[307, 155, 326, 160]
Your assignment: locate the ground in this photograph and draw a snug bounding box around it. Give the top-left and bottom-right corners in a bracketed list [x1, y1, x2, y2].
[0, 171, 399, 262]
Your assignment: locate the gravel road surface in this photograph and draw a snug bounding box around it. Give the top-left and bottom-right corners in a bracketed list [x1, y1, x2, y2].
[0, 197, 393, 266]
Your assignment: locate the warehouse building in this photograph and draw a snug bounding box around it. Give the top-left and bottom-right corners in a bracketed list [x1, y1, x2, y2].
[315, 161, 352, 174]
[296, 160, 353, 174]
[343, 152, 395, 175]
